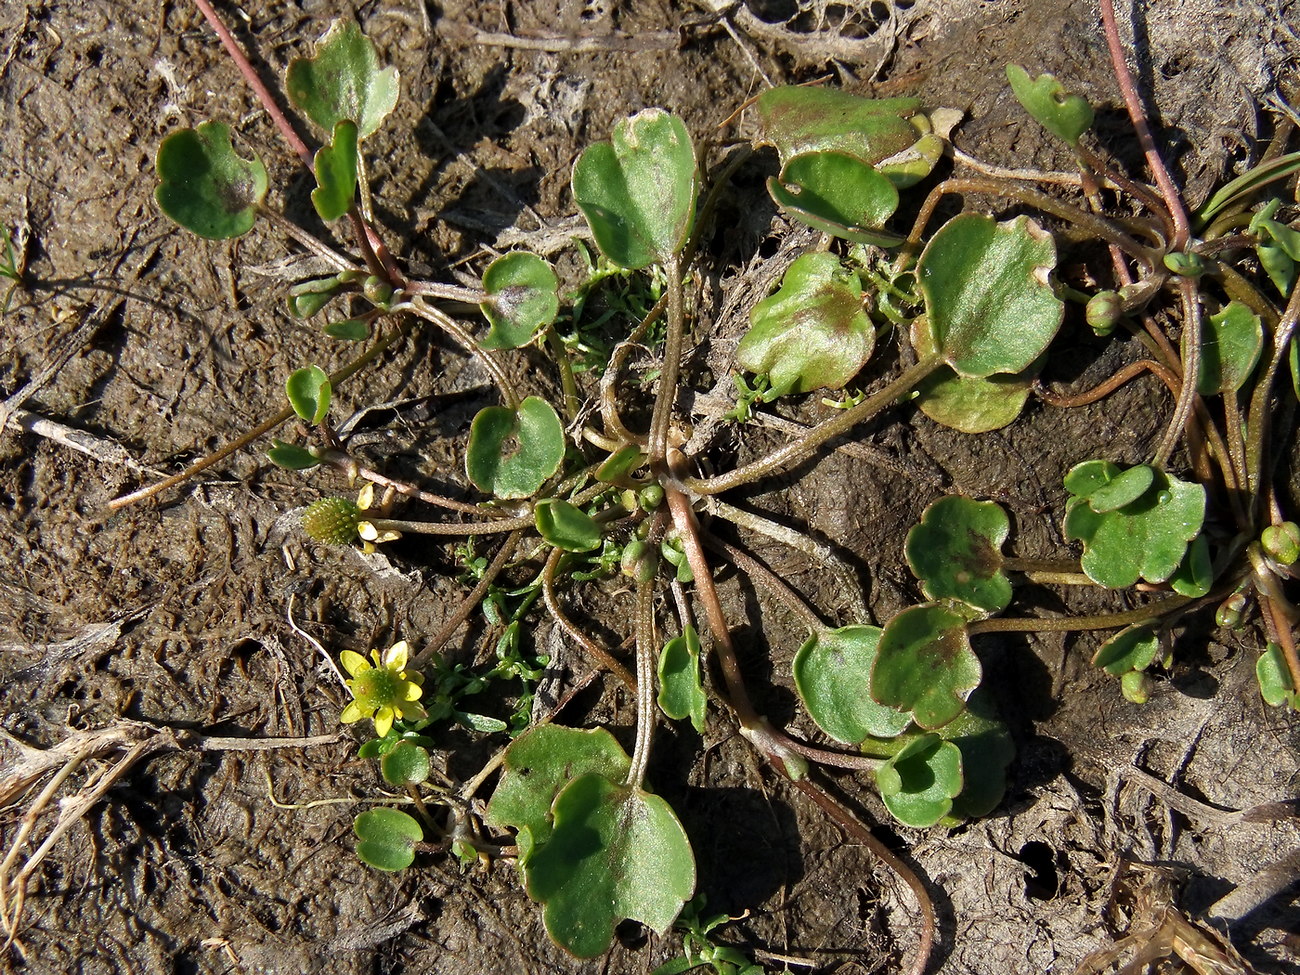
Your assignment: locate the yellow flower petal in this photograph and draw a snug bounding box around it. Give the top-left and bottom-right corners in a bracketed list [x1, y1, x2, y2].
[402, 681, 423, 702]
[382, 641, 410, 670]
[373, 706, 395, 738]
[340, 700, 367, 724]
[339, 650, 370, 677]
[358, 521, 379, 541]
[357, 482, 376, 511]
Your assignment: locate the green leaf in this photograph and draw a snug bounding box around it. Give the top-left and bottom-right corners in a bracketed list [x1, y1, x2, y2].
[1005, 64, 1094, 147]
[572, 109, 697, 269]
[524, 774, 696, 958]
[485, 725, 632, 851]
[535, 499, 602, 552]
[596, 444, 647, 485]
[288, 276, 341, 319]
[380, 741, 431, 786]
[753, 86, 938, 186]
[939, 689, 1014, 822]
[765, 152, 902, 245]
[285, 19, 399, 139]
[1087, 464, 1155, 513]
[918, 214, 1063, 378]
[1064, 464, 1207, 588]
[480, 252, 560, 349]
[324, 318, 370, 341]
[909, 316, 1035, 432]
[905, 496, 1012, 614]
[1197, 301, 1263, 394]
[658, 626, 707, 733]
[1169, 534, 1213, 597]
[1197, 154, 1300, 224]
[155, 121, 268, 240]
[1091, 624, 1159, 676]
[793, 625, 911, 743]
[876, 734, 963, 827]
[354, 807, 423, 871]
[737, 252, 876, 398]
[1256, 643, 1300, 709]
[286, 365, 331, 425]
[872, 604, 981, 731]
[311, 120, 359, 221]
[267, 440, 321, 470]
[466, 396, 565, 500]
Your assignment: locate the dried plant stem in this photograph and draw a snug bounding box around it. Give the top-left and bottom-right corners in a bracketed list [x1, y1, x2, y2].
[106, 324, 407, 510]
[625, 577, 658, 789]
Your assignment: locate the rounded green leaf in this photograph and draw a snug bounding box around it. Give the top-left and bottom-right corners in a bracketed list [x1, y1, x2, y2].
[485, 725, 631, 850]
[354, 807, 423, 871]
[658, 626, 707, 733]
[466, 396, 565, 500]
[286, 365, 331, 424]
[905, 496, 1012, 614]
[1198, 301, 1263, 394]
[155, 121, 268, 240]
[876, 734, 963, 828]
[1064, 467, 1206, 588]
[872, 604, 981, 731]
[1087, 464, 1155, 513]
[1005, 65, 1094, 147]
[737, 252, 876, 398]
[910, 316, 1034, 432]
[918, 214, 1063, 379]
[524, 775, 696, 958]
[480, 252, 560, 350]
[534, 498, 602, 552]
[793, 625, 911, 743]
[572, 109, 697, 269]
[380, 741, 431, 786]
[1091, 624, 1159, 676]
[1256, 643, 1300, 709]
[286, 19, 399, 139]
[311, 120, 359, 221]
[765, 152, 902, 245]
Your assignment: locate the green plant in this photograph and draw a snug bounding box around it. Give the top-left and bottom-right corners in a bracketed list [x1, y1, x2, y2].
[121, 1, 1300, 970]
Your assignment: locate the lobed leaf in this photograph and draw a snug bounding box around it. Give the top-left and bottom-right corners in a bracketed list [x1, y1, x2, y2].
[286, 19, 399, 138]
[155, 121, 267, 240]
[534, 498, 602, 552]
[737, 252, 876, 398]
[876, 734, 963, 828]
[480, 252, 560, 350]
[905, 496, 1012, 614]
[465, 396, 565, 500]
[311, 120, 359, 221]
[572, 109, 697, 269]
[354, 807, 422, 871]
[1005, 65, 1094, 147]
[765, 152, 902, 245]
[792, 625, 911, 744]
[918, 214, 1063, 379]
[524, 774, 696, 958]
[872, 604, 981, 730]
[658, 626, 707, 733]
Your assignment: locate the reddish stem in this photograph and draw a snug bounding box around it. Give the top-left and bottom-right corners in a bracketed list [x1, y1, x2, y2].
[1097, 0, 1191, 251]
[189, 0, 314, 169]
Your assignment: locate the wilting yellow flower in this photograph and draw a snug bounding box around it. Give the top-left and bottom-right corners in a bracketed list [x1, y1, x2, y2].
[339, 640, 427, 737]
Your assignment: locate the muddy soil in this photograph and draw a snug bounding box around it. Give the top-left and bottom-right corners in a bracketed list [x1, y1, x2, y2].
[1, 1, 1298, 974]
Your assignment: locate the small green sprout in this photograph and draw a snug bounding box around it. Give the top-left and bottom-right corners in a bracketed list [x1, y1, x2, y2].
[339, 640, 428, 738]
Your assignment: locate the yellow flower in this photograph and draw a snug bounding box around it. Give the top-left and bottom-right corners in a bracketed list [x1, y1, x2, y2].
[339, 640, 427, 737]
